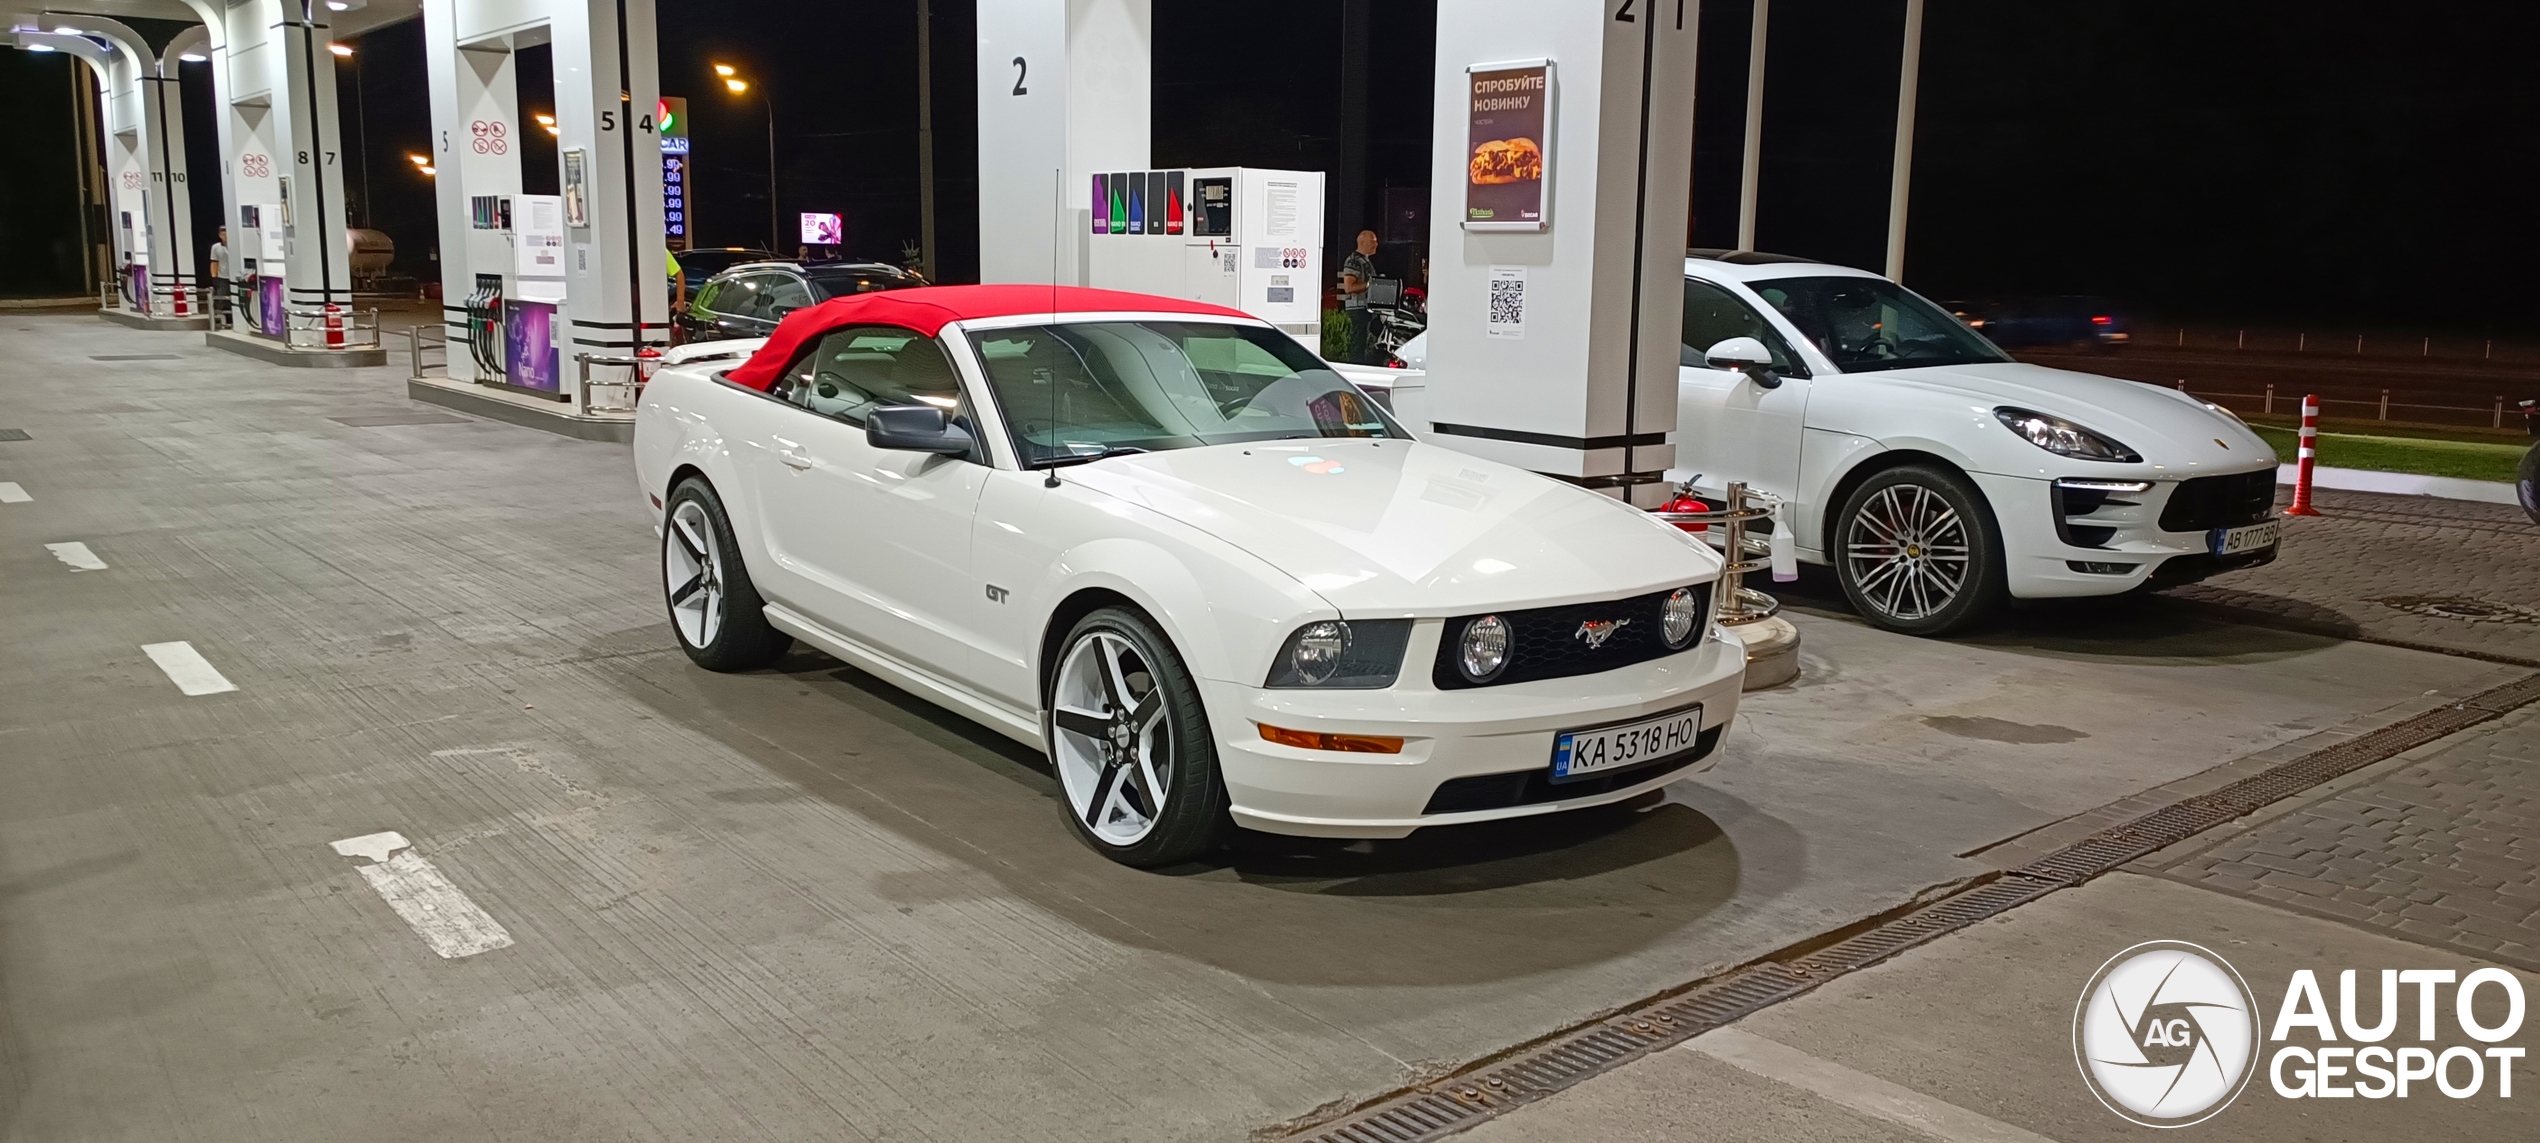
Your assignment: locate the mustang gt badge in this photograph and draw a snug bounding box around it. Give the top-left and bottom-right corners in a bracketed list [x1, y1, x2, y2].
[1574, 618, 1630, 649]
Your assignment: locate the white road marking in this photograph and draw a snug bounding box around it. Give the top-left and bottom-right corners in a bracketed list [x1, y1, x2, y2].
[0, 482, 28, 503]
[1687, 1027, 2062, 1143]
[45, 541, 106, 571]
[329, 831, 515, 959]
[140, 641, 238, 696]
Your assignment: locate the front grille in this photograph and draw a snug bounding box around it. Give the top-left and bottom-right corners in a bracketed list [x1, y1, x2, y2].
[1423, 724, 1725, 814]
[1431, 585, 1708, 690]
[2159, 469, 2276, 532]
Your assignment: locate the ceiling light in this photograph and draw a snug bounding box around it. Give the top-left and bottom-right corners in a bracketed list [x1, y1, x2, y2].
[418, 165, 436, 176]
[179, 52, 206, 62]
[724, 78, 747, 93]
[713, 64, 735, 77]
[534, 113, 554, 125]
[544, 125, 558, 135]
[408, 153, 428, 165]
[326, 1, 349, 9]
[328, 43, 352, 57]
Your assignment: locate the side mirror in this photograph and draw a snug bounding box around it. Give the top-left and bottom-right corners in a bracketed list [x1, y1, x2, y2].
[867, 405, 975, 456]
[1704, 336, 1782, 389]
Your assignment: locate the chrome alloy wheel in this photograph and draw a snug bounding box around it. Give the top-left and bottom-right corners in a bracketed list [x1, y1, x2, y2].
[1843, 483, 1972, 623]
[664, 499, 725, 649]
[1050, 632, 1173, 847]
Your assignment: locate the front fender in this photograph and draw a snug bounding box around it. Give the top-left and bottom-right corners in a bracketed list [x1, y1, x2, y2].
[1034, 532, 1337, 689]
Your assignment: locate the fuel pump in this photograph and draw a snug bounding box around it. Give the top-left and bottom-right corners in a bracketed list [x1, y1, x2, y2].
[459, 193, 568, 393]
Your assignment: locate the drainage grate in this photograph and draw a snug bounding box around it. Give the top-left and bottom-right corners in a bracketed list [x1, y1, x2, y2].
[0, 429, 28, 442]
[1283, 671, 2540, 1143]
[2372, 595, 2540, 625]
[91, 353, 184, 362]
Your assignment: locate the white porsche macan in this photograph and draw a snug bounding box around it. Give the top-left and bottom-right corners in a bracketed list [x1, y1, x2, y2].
[1375, 253, 2283, 635]
[634, 286, 1745, 867]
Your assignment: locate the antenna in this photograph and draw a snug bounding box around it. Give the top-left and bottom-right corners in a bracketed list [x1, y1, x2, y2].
[1046, 167, 1062, 487]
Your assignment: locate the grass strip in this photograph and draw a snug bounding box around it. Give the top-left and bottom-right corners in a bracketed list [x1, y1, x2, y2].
[2251, 424, 2525, 482]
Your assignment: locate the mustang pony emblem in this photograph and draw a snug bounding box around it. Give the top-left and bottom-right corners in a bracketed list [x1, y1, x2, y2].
[1574, 618, 1629, 649]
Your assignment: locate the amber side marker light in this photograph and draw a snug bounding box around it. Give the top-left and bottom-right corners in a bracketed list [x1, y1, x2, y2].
[1258, 724, 1404, 754]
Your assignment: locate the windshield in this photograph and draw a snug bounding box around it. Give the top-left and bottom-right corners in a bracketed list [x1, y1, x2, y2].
[967, 321, 1400, 467]
[1749, 276, 2012, 373]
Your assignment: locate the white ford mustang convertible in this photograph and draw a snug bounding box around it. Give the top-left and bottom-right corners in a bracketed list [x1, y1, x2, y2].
[634, 286, 1745, 866]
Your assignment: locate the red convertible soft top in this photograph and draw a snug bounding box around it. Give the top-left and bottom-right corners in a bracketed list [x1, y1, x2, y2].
[722, 284, 1256, 390]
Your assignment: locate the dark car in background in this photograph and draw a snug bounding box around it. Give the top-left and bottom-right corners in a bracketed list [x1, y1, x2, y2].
[672, 247, 780, 298]
[673, 261, 927, 344]
[1947, 296, 2128, 352]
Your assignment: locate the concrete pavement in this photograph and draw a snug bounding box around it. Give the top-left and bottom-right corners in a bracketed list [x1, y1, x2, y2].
[1461, 704, 2537, 1142]
[0, 311, 2525, 1141]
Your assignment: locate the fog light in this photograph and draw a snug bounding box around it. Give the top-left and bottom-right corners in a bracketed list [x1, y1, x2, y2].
[1459, 615, 1509, 682]
[1258, 724, 1404, 753]
[1661, 587, 1701, 648]
[2067, 560, 2139, 575]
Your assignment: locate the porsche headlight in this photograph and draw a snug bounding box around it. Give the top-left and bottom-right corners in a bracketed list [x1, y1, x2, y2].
[1992, 407, 2141, 463]
[1457, 615, 1510, 683]
[1264, 619, 1412, 689]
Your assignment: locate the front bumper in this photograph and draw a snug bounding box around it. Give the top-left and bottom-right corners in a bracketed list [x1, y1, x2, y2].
[1205, 620, 1748, 838]
[1970, 470, 2279, 599]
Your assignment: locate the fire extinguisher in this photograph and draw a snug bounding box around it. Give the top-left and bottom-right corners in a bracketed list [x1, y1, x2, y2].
[323, 302, 345, 348]
[635, 344, 662, 390]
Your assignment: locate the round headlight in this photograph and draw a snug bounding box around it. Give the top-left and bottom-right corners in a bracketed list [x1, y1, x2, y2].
[1459, 615, 1509, 682]
[1662, 587, 1701, 648]
[1288, 620, 1350, 685]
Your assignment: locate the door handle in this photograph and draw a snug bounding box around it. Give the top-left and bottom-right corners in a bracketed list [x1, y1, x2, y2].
[773, 437, 814, 470]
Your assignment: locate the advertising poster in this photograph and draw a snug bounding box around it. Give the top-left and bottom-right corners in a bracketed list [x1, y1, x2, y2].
[505, 301, 560, 393]
[1090, 174, 1108, 233]
[1464, 61, 1553, 231]
[1165, 171, 1185, 235]
[1109, 173, 1127, 233]
[1128, 173, 1145, 235]
[563, 149, 589, 229]
[800, 213, 844, 246]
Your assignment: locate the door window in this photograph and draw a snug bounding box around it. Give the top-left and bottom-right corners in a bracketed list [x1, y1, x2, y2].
[713, 274, 771, 320]
[763, 274, 814, 319]
[1682, 279, 1803, 373]
[691, 279, 723, 313]
[772, 325, 966, 429]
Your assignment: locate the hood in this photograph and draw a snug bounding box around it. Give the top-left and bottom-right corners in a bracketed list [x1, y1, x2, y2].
[1062, 439, 1722, 616]
[1831, 361, 2274, 476]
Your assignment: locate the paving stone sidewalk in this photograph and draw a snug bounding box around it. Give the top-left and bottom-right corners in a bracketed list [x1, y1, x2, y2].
[2171, 485, 2540, 662]
[2156, 706, 2540, 971]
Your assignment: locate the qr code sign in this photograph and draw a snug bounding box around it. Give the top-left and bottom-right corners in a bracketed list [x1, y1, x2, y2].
[1485, 268, 1526, 339]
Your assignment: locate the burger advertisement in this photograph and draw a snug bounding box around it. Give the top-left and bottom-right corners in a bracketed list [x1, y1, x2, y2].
[1464, 62, 1552, 230]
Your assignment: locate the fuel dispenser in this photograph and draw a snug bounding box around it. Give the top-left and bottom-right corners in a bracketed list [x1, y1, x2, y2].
[235, 205, 288, 336]
[1086, 167, 1326, 345]
[461, 194, 568, 394]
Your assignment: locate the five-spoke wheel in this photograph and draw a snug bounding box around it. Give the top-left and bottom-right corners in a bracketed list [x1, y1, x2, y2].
[1047, 607, 1229, 866]
[1833, 465, 2004, 635]
[661, 478, 792, 670]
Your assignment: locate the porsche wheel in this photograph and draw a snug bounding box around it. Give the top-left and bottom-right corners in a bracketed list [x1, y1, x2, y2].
[1833, 465, 2006, 636]
[662, 478, 792, 671]
[1046, 607, 1229, 867]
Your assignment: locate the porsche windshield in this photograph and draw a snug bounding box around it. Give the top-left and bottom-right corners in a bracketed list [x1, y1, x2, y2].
[1750, 276, 2012, 373]
[968, 321, 1399, 467]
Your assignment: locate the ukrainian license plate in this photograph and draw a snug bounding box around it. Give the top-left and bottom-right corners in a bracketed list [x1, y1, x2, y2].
[2209, 520, 2281, 556]
[1551, 705, 1704, 783]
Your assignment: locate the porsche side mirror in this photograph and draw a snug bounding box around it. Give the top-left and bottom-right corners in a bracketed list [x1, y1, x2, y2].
[1705, 336, 1782, 389]
[867, 405, 975, 456]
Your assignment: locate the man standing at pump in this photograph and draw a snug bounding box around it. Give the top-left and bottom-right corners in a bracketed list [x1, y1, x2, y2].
[1338, 229, 1380, 363]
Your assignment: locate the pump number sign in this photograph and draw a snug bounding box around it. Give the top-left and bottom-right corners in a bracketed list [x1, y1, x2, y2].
[1464, 60, 1554, 231]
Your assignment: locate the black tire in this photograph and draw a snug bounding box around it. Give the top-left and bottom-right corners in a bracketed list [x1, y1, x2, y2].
[1831, 464, 2008, 636]
[662, 477, 793, 671]
[1045, 607, 1231, 867]
[2516, 443, 2539, 524]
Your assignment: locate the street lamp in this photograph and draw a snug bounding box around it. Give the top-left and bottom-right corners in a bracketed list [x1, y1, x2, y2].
[714, 62, 780, 254]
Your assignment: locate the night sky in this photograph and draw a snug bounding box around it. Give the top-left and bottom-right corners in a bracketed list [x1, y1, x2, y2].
[11, 1, 2535, 335]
